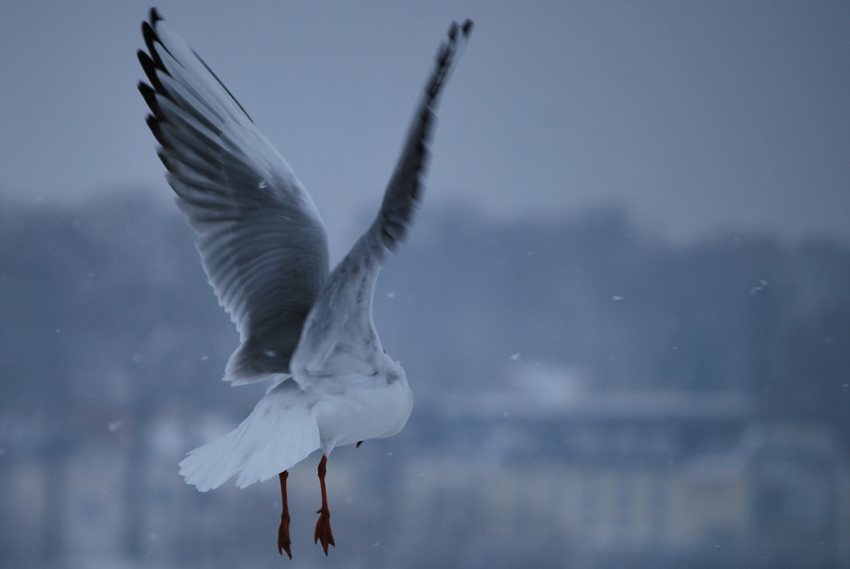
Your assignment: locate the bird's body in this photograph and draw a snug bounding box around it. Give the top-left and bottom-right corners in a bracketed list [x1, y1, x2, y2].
[137, 8, 470, 557]
[177, 359, 412, 491]
[176, 226, 415, 492]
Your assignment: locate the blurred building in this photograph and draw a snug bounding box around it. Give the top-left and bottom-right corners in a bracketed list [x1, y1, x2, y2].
[2, 368, 848, 568]
[394, 364, 850, 568]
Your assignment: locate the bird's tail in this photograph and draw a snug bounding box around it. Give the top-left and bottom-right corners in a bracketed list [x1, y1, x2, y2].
[179, 382, 321, 491]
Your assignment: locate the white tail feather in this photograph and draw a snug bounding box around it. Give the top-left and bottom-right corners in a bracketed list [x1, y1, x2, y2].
[179, 383, 321, 491]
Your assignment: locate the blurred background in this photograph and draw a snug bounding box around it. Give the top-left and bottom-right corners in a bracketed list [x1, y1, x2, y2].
[1, 1, 849, 568]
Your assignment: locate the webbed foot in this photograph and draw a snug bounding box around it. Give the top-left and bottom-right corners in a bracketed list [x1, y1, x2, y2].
[313, 505, 335, 554]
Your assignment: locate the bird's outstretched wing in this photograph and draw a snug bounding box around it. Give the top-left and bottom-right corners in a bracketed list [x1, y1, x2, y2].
[292, 20, 473, 381]
[138, 8, 329, 383]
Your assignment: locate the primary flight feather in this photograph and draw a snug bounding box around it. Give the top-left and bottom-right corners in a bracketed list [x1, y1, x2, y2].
[137, 7, 471, 557]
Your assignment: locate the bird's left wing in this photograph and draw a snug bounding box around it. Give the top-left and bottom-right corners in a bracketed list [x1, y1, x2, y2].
[138, 9, 330, 383]
[291, 20, 473, 382]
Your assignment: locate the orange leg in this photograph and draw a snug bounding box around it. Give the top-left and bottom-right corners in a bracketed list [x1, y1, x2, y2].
[277, 471, 292, 558]
[313, 455, 335, 554]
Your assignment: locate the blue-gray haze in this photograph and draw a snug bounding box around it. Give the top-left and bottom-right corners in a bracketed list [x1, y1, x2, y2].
[1, 1, 849, 252]
[1, 2, 849, 568]
[2, 196, 849, 567]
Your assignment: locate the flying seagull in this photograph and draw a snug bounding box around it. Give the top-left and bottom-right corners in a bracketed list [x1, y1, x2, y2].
[137, 7, 471, 558]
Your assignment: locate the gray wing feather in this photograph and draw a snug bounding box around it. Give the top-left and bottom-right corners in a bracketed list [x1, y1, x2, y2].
[138, 9, 329, 383]
[293, 20, 472, 379]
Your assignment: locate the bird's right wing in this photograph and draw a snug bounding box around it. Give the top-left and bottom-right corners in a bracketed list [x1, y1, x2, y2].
[291, 20, 473, 384]
[138, 9, 329, 383]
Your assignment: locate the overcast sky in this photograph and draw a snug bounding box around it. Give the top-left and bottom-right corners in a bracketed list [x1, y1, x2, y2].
[1, 0, 848, 254]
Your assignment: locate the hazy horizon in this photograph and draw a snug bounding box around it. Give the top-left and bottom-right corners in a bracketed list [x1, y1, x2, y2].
[2, 0, 849, 250]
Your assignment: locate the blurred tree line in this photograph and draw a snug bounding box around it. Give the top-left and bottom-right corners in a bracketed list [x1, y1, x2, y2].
[0, 192, 848, 565]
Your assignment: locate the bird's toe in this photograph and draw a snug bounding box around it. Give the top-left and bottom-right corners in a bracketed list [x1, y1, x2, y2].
[313, 508, 335, 555]
[278, 513, 292, 558]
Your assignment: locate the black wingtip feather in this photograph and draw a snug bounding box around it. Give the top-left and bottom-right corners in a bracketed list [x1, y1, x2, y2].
[137, 50, 170, 96]
[462, 19, 473, 36]
[141, 21, 164, 69]
[146, 115, 171, 149]
[139, 8, 254, 126]
[157, 150, 178, 173]
[138, 82, 160, 115]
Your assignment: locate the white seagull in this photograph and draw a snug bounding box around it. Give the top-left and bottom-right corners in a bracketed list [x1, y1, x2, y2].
[137, 8, 471, 558]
